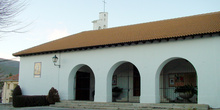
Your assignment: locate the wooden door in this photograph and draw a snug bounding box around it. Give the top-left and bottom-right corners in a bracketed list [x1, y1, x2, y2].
[75, 72, 90, 100]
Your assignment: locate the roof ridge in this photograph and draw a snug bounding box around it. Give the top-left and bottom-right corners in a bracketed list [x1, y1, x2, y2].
[13, 11, 220, 56]
[91, 11, 220, 31]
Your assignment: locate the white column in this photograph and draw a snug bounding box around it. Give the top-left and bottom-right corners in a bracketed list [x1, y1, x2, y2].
[196, 61, 220, 108]
[94, 69, 110, 102]
[139, 64, 159, 103]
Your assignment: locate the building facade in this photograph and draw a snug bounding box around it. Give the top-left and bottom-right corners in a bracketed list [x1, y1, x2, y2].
[1, 74, 19, 103]
[14, 12, 220, 108]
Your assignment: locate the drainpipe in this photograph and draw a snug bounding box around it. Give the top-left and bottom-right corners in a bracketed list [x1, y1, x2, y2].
[57, 52, 61, 92]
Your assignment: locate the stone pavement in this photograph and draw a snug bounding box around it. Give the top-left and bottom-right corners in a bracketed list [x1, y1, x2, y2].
[53, 101, 210, 110]
[1, 103, 220, 110]
[0, 104, 94, 110]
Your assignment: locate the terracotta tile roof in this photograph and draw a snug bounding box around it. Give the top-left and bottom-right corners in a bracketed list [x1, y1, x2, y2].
[2, 74, 19, 81]
[13, 11, 220, 56]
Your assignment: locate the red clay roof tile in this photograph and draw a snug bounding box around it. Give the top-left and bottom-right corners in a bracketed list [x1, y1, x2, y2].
[13, 11, 220, 56]
[3, 74, 19, 81]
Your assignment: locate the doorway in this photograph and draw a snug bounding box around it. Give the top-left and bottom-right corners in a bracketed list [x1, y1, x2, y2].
[74, 65, 95, 101]
[160, 58, 197, 103]
[75, 72, 90, 100]
[112, 62, 140, 102]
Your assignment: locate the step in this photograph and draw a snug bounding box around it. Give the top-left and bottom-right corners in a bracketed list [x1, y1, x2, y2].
[51, 100, 209, 110]
[54, 101, 135, 107]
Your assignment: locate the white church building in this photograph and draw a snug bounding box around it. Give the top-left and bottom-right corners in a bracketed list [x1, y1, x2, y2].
[14, 11, 220, 108]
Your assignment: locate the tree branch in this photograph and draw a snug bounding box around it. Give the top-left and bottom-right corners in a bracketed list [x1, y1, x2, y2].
[0, 0, 27, 35]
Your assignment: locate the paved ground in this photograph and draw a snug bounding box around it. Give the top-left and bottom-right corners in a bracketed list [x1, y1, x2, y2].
[1, 103, 220, 110]
[0, 104, 94, 110]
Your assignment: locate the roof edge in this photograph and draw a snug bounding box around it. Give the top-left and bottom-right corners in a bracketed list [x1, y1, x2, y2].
[13, 32, 220, 57]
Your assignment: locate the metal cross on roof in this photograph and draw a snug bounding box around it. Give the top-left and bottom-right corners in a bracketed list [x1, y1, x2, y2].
[103, 0, 106, 12]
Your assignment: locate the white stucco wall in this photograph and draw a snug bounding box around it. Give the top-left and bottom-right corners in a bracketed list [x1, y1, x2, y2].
[18, 34, 220, 108]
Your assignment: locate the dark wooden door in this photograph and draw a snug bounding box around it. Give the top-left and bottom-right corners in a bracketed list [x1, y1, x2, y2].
[75, 72, 90, 100]
[133, 66, 140, 96]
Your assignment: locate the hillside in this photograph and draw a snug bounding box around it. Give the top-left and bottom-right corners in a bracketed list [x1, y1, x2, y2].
[0, 58, 19, 81]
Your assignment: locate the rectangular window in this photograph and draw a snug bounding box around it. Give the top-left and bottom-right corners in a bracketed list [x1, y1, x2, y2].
[7, 84, 10, 89]
[34, 62, 42, 78]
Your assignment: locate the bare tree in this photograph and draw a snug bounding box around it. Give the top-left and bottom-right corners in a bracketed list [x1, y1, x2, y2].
[0, 0, 26, 34]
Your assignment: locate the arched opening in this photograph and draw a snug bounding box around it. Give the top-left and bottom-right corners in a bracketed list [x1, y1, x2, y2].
[111, 62, 140, 103]
[69, 65, 95, 101]
[98, 26, 101, 30]
[159, 58, 197, 103]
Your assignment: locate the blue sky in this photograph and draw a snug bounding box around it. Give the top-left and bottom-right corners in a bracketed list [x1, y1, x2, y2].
[1, 0, 220, 60]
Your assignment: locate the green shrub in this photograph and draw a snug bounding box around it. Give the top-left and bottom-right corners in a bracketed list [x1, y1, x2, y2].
[15, 95, 49, 107]
[12, 85, 49, 107]
[175, 84, 197, 95]
[112, 87, 123, 93]
[13, 85, 22, 96]
[12, 85, 22, 107]
[46, 87, 60, 104]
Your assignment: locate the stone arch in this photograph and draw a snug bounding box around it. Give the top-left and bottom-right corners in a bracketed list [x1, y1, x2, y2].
[68, 64, 95, 101]
[155, 57, 197, 103]
[107, 61, 141, 102]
